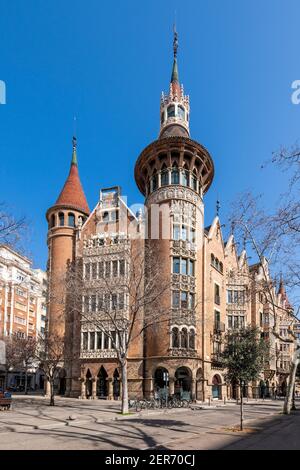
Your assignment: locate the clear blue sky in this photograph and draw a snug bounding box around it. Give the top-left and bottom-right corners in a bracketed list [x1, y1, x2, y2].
[0, 0, 299, 269]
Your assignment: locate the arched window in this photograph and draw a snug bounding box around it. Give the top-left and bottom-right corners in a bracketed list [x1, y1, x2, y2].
[211, 254, 215, 265]
[171, 164, 179, 184]
[103, 211, 109, 222]
[189, 329, 195, 349]
[151, 171, 158, 192]
[191, 171, 197, 191]
[50, 214, 55, 228]
[220, 262, 223, 273]
[182, 168, 189, 186]
[178, 105, 185, 119]
[161, 165, 169, 186]
[68, 213, 75, 227]
[167, 105, 175, 118]
[172, 327, 180, 348]
[58, 212, 64, 226]
[181, 328, 188, 349]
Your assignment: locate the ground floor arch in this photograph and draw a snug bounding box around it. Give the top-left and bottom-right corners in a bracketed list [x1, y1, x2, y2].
[97, 366, 108, 399]
[212, 374, 222, 399]
[175, 366, 192, 400]
[85, 369, 92, 398]
[154, 367, 169, 399]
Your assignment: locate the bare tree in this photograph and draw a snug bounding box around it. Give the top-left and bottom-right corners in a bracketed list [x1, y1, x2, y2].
[15, 337, 37, 394]
[66, 239, 175, 414]
[227, 192, 299, 414]
[36, 332, 65, 406]
[0, 202, 26, 248]
[0, 335, 22, 390]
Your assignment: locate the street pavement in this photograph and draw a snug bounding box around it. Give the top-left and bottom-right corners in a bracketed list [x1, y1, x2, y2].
[0, 396, 299, 450]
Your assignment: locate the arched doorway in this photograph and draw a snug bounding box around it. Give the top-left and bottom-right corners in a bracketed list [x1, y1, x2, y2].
[175, 367, 192, 400]
[113, 369, 120, 400]
[58, 368, 66, 395]
[85, 369, 92, 398]
[196, 368, 204, 401]
[212, 374, 222, 399]
[97, 366, 108, 399]
[154, 367, 169, 399]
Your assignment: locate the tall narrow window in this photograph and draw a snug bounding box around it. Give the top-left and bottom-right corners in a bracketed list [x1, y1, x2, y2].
[92, 263, 97, 279]
[181, 292, 188, 309]
[96, 332, 102, 349]
[189, 329, 195, 349]
[189, 259, 195, 276]
[112, 293, 118, 310]
[214, 284, 220, 305]
[82, 332, 88, 349]
[178, 105, 185, 119]
[91, 295, 96, 312]
[181, 258, 187, 275]
[89, 332, 95, 350]
[112, 260, 118, 277]
[119, 260, 125, 276]
[98, 262, 104, 278]
[161, 166, 169, 186]
[105, 261, 111, 278]
[181, 328, 188, 348]
[167, 105, 175, 117]
[172, 257, 180, 274]
[172, 291, 180, 308]
[171, 165, 179, 184]
[59, 212, 64, 226]
[182, 169, 189, 186]
[188, 292, 195, 309]
[103, 334, 109, 349]
[118, 293, 125, 310]
[172, 327, 180, 348]
[50, 214, 55, 228]
[68, 213, 75, 227]
[173, 224, 180, 240]
[152, 172, 158, 191]
[181, 225, 187, 241]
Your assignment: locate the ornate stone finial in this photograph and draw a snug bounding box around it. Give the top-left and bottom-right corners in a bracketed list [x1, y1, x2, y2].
[216, 199, 220, 216]
[173, 24, 178, 58]
[71, 135, 78, 165]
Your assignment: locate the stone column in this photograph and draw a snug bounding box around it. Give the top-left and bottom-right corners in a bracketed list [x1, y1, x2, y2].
[92, 378, 97, 399]
[169, 377, 175, 396]
[191, 379, 196, 402]
[80, 380, 86, 399]
[108, 378, 113, 400]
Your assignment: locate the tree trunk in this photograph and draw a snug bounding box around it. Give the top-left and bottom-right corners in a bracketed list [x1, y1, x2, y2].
[49, 379, 55, 406]
[240, 384, 244, 431]
[24, 369, 28, 395]
[284, 352, 299, 415]
[121, 359, 129, 414]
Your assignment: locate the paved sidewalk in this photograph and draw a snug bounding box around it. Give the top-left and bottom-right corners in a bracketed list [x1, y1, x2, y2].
[0, 396, 296, 449]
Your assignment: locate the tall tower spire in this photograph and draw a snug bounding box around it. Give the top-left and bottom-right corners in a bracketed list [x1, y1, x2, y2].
[159, 26, 190, 138]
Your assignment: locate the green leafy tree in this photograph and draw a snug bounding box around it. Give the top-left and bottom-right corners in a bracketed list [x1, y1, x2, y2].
[221, 326, 270, 430]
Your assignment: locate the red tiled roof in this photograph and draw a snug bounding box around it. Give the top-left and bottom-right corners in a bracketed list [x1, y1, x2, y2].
[55, 163, 90, 215]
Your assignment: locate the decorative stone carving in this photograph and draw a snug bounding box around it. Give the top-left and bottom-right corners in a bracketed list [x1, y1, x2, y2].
[80, 349, 118, 359]
[147, 186, 201, 206]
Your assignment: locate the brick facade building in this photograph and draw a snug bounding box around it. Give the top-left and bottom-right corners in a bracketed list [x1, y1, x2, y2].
[46, 32, 296, 401]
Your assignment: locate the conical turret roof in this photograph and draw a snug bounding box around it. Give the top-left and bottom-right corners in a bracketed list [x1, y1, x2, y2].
[55, 137, 90, 215]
